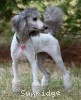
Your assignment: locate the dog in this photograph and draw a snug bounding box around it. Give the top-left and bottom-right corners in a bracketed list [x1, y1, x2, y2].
[10, 6, 72, 93]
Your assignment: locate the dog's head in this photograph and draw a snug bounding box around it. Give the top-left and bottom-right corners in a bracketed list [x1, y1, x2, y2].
[11, 8, 47, 40]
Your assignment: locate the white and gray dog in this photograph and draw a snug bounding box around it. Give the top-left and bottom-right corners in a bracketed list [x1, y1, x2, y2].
[11, 5, 72, 93]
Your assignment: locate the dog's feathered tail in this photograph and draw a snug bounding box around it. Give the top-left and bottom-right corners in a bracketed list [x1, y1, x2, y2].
[44, 5, 64, 35]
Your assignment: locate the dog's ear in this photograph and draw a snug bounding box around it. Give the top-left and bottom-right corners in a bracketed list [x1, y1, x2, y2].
[11, 14, 28, 33]
[11, 13, 30, 40]
[11, 15, 21, 33]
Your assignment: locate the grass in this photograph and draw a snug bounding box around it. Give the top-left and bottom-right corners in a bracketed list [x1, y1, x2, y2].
[0, 61, 81, 100]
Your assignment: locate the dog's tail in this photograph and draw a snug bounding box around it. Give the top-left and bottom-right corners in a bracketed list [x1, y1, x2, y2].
[44, 5, 64, 35]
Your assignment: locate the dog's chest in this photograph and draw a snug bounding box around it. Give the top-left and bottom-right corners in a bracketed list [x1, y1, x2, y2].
[18, 50, 27, 61]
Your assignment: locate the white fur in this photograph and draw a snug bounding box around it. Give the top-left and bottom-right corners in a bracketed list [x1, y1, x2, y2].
[11, 33, 72, 93]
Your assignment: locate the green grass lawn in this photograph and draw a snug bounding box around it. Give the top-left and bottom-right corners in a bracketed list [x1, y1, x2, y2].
[0, 61, 81, 100]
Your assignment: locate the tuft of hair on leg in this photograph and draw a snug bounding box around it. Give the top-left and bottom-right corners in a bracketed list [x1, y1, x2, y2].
[41, 74, 50, 89]
[63, 71, 73, 92]
[32, 81, 42, 93]
[12, 79, 22, 93]
[44, 5, 64, 35]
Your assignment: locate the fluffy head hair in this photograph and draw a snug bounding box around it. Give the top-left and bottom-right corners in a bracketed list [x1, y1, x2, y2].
[44, 5, 64, 35]
[11, 8, 41, 42]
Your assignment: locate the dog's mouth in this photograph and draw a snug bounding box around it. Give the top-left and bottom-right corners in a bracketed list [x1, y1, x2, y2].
[29, 27, 45, 36]
[29, 30, 39, 36]
[33, 27, 44, 32]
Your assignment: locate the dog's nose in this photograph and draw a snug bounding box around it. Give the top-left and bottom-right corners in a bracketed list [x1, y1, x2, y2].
[43, 25, 48, 30]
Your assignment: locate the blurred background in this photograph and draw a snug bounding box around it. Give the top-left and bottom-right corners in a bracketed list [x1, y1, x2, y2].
[0, 0, 81, 64]
[0, 1, 81, 99]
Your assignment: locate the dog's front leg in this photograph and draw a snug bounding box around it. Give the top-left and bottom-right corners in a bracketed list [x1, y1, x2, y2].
[11, 36, 21, 93]
[31, 60, 41, 93]
[12, 59, 21, 93]
[25, 47, 41, 93]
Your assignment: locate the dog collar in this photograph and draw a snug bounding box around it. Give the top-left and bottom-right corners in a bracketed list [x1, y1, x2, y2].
[20, 44, 25, 50]
[16, 36, 26, 50]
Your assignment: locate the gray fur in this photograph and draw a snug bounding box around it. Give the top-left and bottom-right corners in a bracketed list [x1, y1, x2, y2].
[44, 5, 64, 35]
[11, 8, 42, 42]
[11, 6, 72, 94]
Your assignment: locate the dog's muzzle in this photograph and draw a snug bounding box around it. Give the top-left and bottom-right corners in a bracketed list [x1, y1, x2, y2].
[43, 25, 48, 30]
[39, 25, 48, 32]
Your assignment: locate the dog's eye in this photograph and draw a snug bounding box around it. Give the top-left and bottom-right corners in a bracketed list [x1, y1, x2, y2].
[33, 18, 37, 21]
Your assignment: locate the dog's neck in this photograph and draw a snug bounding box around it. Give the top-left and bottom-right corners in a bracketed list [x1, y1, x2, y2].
[16, 31, 39, 44]
[16, 35, 28, 50]
[16, 34, 28, 44]
[16, 31, 39, 51]
[29, 31, 39, 37]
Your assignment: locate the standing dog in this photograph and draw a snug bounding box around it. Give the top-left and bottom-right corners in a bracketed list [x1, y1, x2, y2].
[11, 6, 72, 93]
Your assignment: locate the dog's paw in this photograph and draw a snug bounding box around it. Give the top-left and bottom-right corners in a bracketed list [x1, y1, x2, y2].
[12, 79, 22, 93]
[32, 81, 41, 93]
[63, 71, 73, 92]
[41, 75, 50, 89]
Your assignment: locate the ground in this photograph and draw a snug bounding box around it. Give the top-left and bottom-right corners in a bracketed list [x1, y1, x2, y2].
[0, 44, 81, 100]
[0, 62, 81, 100]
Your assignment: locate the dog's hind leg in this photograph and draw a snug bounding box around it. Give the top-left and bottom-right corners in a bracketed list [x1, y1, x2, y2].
[37, 53, 50, 88]
[45, 38, 72, 92]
